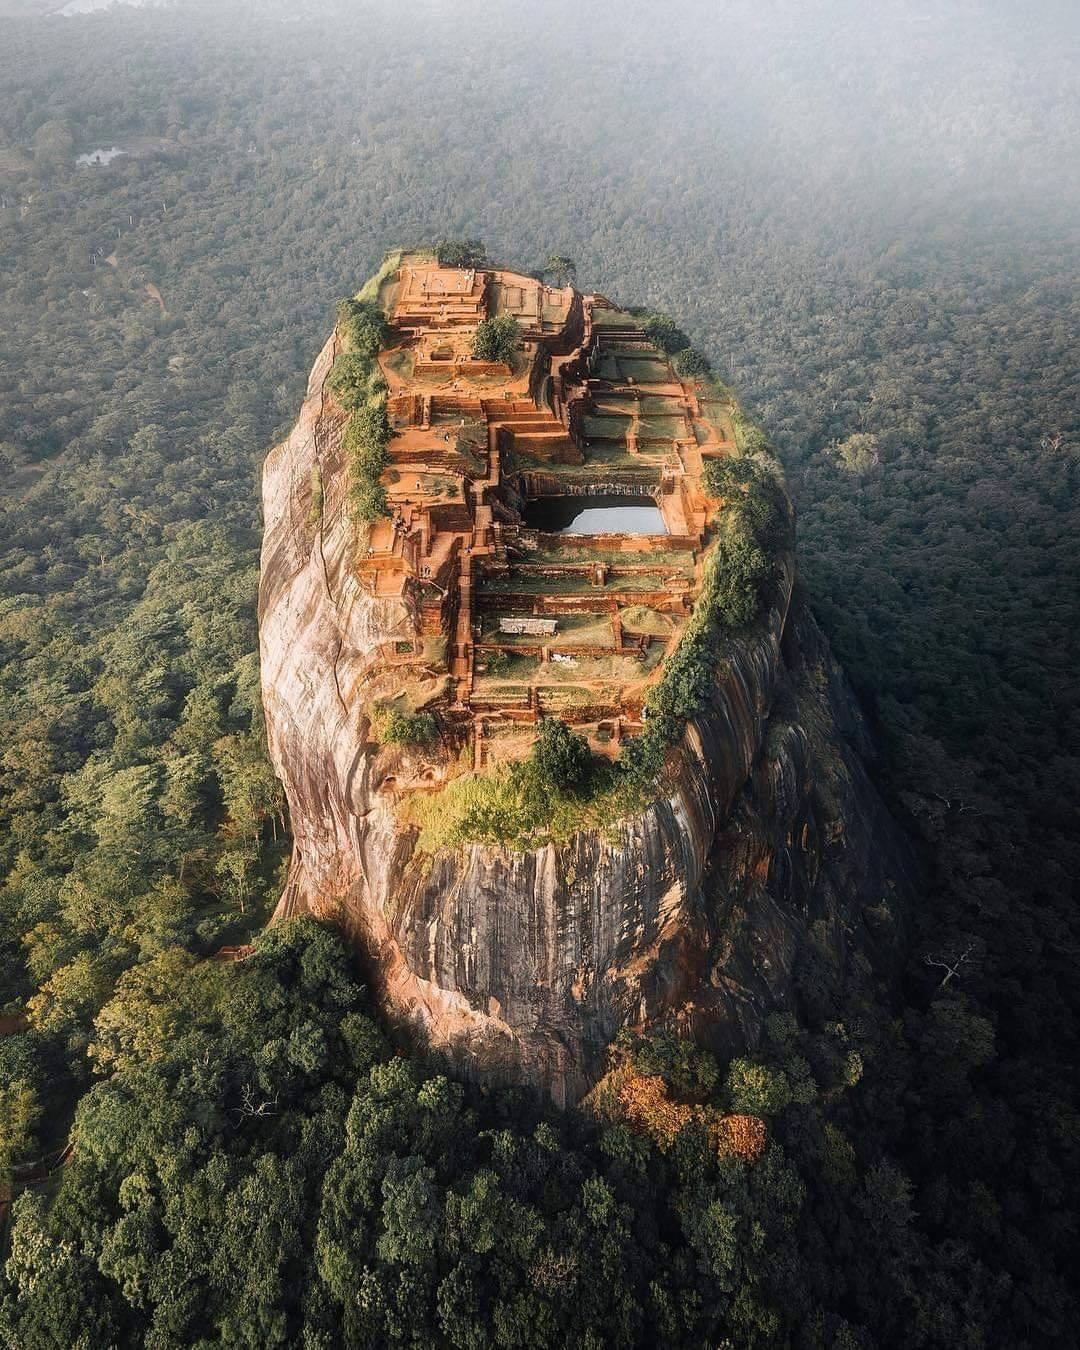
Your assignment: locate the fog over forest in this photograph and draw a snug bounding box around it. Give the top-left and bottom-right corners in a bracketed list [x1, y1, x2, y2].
[0, 1, 1078, 1345]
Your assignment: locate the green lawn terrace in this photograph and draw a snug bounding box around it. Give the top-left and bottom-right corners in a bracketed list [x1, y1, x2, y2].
[384, 467, 466, 507]
[569, 343, 693, 456]
[588, 302, 647, 333]
[696, 395, 738, 452]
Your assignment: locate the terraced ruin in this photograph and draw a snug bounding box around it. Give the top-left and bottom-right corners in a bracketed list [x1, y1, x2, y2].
[357, 253, 737, 774]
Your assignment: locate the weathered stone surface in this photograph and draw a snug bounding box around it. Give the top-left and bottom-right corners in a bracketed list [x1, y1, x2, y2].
[259, 332, 914, 1105]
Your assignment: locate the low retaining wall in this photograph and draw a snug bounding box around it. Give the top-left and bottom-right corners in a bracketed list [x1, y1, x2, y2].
[516, 529, 697, 554]
[415, 358, 511, 378]
[476, 590, 688, 615]
[515, 472, 664, 498]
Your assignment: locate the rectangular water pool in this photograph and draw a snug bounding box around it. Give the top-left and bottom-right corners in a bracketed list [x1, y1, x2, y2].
[524, 495, 667, 535]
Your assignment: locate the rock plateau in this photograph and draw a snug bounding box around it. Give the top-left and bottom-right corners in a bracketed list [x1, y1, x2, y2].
[259, 252, 912, 1103]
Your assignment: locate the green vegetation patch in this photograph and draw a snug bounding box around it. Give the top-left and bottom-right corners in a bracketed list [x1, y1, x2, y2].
[372, 703, 439, 748]
[541, 300, 571, 326]
[637, 312, 692, 354]
[479, 571, 676, 595]
[532, 651, 660, 685]
[331, 294, 393, 524]
[381, 347, 414, 382]
[355, 249, 403, 305]
[433, 238, 487, 267]
[619, 605, 677, 636]
[389, 472, 463, 502]
[398, 722, 647, 852]
[731, 407, 772, 456]
[636, 414, 687, 440]
[519, 541, 690, 567]
[581, 413, 632, 440]
[618, 355, 672, 383]
[562, 445, 668, 471]
[473, 653, 541, 684]
[673, 347, 711, 378]
[632, 312, 711, 381]
[639, 395, 686, 415]
[471, 314, 519, 364]
[595, 353, 622, 381]
[590, 304, 637, 329]
[618, 468, 781, 787]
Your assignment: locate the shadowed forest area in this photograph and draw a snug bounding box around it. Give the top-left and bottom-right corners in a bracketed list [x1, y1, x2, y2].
[0, 0, 1077, 1345]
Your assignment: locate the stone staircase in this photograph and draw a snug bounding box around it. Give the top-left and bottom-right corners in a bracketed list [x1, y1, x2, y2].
[483, 399, 577, 461]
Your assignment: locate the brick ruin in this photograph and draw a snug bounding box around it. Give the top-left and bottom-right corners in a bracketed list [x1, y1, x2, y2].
[355, 255, 738, 771]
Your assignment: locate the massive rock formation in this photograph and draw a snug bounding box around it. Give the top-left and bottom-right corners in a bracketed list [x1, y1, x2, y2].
[259, 258, 912, 1104]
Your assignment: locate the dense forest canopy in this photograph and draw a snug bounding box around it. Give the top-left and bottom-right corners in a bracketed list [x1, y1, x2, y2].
[0, 0, 1077, 1344]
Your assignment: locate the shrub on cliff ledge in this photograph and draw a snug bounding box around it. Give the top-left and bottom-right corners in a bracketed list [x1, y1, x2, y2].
[731, 407, 772, 457]
[327, 352, 384, 412]
[332, 296, 393, 527]
[708, 527, 770, 628]
[638, 311, 692, 355]
[374, 706, 439, 748]
[344, 402, 391, 470]
[674, 347, 711, 378]
[341, 396, 392, 524]
[396, 720, 623, 851]
[335, 297, 387, 359]
[530, 717, 591, 794]
[701, 454, 769, 501]
[701, 456, 781, 546]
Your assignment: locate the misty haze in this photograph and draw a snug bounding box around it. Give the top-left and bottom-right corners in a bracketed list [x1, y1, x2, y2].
[0, 1, 1076, 1346]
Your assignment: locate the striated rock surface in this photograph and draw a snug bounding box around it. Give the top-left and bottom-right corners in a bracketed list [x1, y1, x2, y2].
[259, 286, 913, 1106]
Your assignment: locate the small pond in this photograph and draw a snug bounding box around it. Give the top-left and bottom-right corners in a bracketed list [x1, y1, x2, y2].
[524, 494, 666, 535]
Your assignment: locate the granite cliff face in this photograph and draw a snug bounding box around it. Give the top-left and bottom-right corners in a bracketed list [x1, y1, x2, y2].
[259, 281, 912, 1106]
